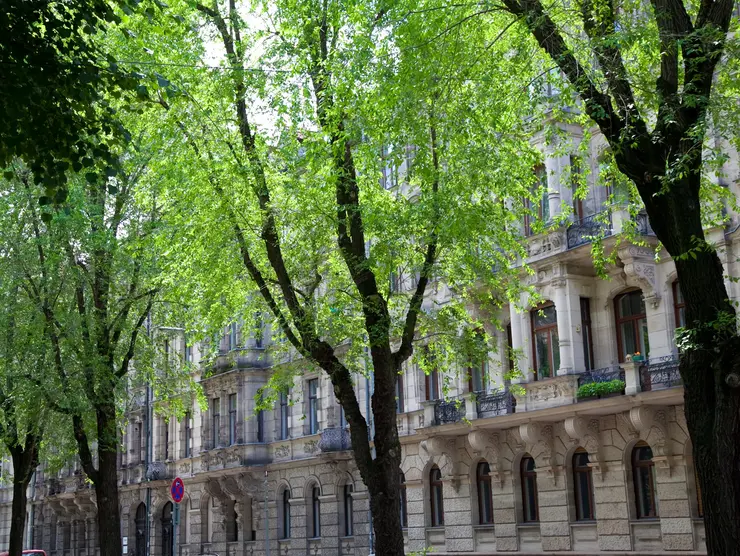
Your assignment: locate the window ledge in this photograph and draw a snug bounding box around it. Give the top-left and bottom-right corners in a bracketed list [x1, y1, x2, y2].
[472, 524, 495, 530]
[570, 520, 597, 526]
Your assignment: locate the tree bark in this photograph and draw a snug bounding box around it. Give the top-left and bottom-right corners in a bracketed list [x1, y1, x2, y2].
[93, 403, 124, 556]
[8, 436, 40, 556]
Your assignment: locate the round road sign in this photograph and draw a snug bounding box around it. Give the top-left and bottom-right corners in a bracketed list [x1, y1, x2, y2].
[171, 477, 184, 503]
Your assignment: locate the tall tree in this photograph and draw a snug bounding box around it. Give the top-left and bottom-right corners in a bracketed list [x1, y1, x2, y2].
[475, 0, 740, 550]
[134, 0, 537, 552]
[0, 150, 168, 556]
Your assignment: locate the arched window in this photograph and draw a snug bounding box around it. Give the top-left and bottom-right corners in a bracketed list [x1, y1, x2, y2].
[530, 303, 559, 380]
[573, 449, 595, 521]
[673, 281, 686, 329]
[224, 499, 238, 542]
[162, 502, 174, 556]
[280, 489, 291, 539]
[135, 503, 146, 556]
[200, 496, 211, 544]
[477, 461, 494, 525]
[520, 455, 539, 522]
[311, 486, 321, 538]
[632, 443, 658, 519]
[399, 472, 408, 528]
[615, 290, 649, 361]
[430, 466, 444, 527]
[343, 484, 354, 537]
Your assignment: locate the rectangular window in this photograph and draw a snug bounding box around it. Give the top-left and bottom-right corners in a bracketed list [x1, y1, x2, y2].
[211, 398, 221, 449]
[308, 379, 319, 434]
[468, 360, 487, 393]
[673, 282, 686, 329]
[425, 367, 440, 401]
[228, 393, 237, 445]
[139, 421, 145, 463]
[254, 311, 263, 348]
[184, 412, 192, 458]
[164, 419, 169, 461]
[279, 392, 289, 440]
[228, 322, 237, 351]
[531, 304, 559, 380]
[338, 402, 346, 429]
[184, 342, 193, 363]
[257, 409, 265, 443]
[570, 155, 584, 221]
[395, 372, 405, 413]
[580, 298, 595, 371]
[615, 290, 649, 361]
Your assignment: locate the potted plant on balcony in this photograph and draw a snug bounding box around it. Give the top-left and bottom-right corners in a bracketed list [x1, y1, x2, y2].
[576, 379, 626, 401]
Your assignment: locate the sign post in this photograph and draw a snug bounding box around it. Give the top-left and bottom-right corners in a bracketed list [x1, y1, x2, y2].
[171, 477, 185, 556]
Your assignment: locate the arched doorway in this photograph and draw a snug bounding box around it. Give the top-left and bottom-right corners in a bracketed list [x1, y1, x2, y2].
[135, 503, 147, 556]
[161, 502, 173, 556]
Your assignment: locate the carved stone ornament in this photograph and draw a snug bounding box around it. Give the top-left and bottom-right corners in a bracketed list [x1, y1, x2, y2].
[421, 437, 463, 491]
[628, 406, 673, 472]
[467, 430, 507, 486]
[618, 246, 660, 306]
[274, 444, 291, 459]
[519, 422, 558, 484]
[564, 416, 607, 478]
[303, 440, 319, 454]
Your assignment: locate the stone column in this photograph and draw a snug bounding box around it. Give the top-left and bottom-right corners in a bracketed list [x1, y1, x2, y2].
[404, 478, 426, 553]
[544, 149, 565, 219]
[553, 279, 575, 375]
[509, 304, 533, 384]
[492, 472, 517, 551]
[317, 494, 339, 556]
[593, 446, 633, 551]
[350, 491, 372, 556]
[443, 473, 474, 553]
[654, 457, 695, 551]
[624, 362, 641, 395]
[536, 469, 572, 550]
[288, 498, 306, 555]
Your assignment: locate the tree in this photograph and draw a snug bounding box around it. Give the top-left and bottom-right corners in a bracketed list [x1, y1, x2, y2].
[481, 0, 740, 550]
[0, 150, 168, 556]
[131, 0, 538, 552]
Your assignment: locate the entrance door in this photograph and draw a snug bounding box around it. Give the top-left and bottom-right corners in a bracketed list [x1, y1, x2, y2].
[135, 503, 147, 556]
[161, 502, 174, 556]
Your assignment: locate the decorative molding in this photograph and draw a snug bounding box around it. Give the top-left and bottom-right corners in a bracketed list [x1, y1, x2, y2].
[564, 416, 607, 478]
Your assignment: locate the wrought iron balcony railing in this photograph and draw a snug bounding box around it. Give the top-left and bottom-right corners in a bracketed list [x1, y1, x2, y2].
[145, 461, 172, 481]
[566, 211, 613, 249]
[577, 365, 625, 387]
[475, 390, 516, 418]
[640, 355, 681, 391]
[434, 398, 466, 425]
[318, 427, 351, 452]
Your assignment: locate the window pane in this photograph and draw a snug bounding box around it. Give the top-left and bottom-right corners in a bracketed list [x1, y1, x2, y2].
[524, 477, 537, 521]
[551, 328, 560, 371]
[620, 321, 638, 355]
[533, 305, 557, 327]
[639, 318, 649, 355]
[535, 331, 551, 378]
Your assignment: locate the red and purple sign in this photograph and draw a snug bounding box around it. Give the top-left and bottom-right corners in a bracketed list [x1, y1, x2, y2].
[171, 477, 184, 504]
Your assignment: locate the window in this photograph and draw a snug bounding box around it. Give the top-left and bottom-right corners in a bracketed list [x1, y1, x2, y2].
[311, 486, 321, 538]
[224, 499, 238, 542]
[425, 367, 440, 401]
[571, 155, 584, 221]
[615, 290, 649, 361]
[254, 311, 263, 348]
[673, 281, 686, 329]
[395, 372, 405, 413]
[524, 165, 550, 236]
[399, 472, 408, 528]
[430, 466, 444, 527]
[477, 461, 494, 525]
[228, 322, 237, 350]
[632, 443, 658, 519]
[469, 360, 487, 393]
[228, 393, 237, 445]
[164, 419, 169, 461]
[531, 303, 559, 380]
[521, 455, 539, 522]
[256, 409, 265, 443]
[573, 449, 595, 521]
[338, 401, 346, 428]
[211, 398, 220, 449]
[281, 489, 291, 539]
[308, 379, 319, 434]
[184, 342, 193, 363]
[580, 298, 595, 371]
[184, 412, 192, 458]
[343, 484, 354, 537]
[279, 392, 289, 440]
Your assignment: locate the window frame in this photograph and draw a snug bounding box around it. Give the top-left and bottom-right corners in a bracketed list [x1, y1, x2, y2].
[281, 489, 291, 539]
[228, 393, 237, 445]
[530, 302, 559, 380]
[614, 289, 648, 360]
[211, 397, 221, 449]
[468, 360, 488, 393]
[673, 281, 686, 329]
[430, 466, 445, 527]
[580, 297, 595, 371]
[256, 409, 265, 443]
[279, 392, 289, 440]
[183, 412, 192, 458]
[311, 486, 321, 538]
[572, 449, 595, 521]
[477, 461, 494, 525]
[425, 367, 440, 401]
[343, 484, 354, 537]
[632, 443, 659, 519]
[520, 455, 539, 523]
[308, 379, 319, 435]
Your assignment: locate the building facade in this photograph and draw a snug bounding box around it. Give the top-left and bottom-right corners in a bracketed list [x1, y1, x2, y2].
[1, 124, 738, 555]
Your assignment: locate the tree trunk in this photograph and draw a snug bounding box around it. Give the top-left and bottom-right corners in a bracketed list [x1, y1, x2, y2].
[8, 445, 36, 556]
[93, 404, 124, 556]
[643, 180, 740, 554]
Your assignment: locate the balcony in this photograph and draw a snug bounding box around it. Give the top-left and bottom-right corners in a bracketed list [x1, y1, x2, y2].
[145, 461, 173, 481]
[475, 390, 516, 418]
[434, 398, 466, 425]
[566, 211, 613, 249]
[640, 356, 682, 391]
[318, 427, 351, 452]
[577, 365, 625, 387]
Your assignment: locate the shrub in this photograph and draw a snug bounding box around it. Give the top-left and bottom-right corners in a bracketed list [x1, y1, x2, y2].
[576, 379, 625, 399]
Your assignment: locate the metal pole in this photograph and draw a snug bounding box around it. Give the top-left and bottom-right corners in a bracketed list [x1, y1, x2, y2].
[264, 469, 270, 556]
[173, 502, 179, 556]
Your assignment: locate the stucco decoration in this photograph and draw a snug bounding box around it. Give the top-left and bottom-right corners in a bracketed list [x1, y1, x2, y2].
[421, 436, 463, 491]
[627, 406, 674, 472]
[564, 416, 607, 478]
[618, 245, 661, 306]
[467, 430, 507, 486]
[519, 422, 558, 484]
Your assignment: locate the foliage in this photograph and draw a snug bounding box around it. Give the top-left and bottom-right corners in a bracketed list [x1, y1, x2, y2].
[576, 379, 626, 399]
